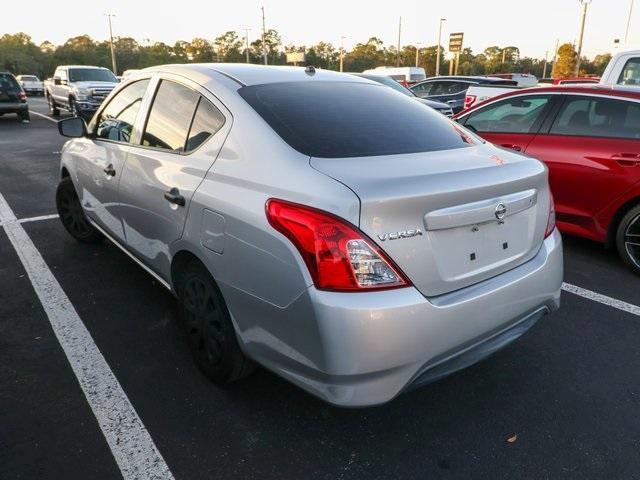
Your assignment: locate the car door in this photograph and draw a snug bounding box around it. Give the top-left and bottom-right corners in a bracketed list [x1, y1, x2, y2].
[458, 93, 555, 153]
[53, 68, 68, 103]
[118, 76, 230, 279]
[73, 79, 151, 241]
[524, 94, 640, 239]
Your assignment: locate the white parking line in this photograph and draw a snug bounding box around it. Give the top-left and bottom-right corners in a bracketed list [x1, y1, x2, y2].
[562, 282, 640, 317]
[0, 193, 174, 480]
[18, 213, 59, 224]
[29, 111, 58, 124]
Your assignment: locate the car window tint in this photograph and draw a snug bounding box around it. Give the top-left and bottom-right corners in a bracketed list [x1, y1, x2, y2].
[550, 96, 640, 140]
[185, 97, 226, 152]
[239, 81, 477, 158]
[0, 73, 20, 92]
[464, 95, 550, 133]
[618, 58, 640, 86]
[95, 79, 150, 143]
[142, 80, 200, 152]
[412, 82, 433, 94]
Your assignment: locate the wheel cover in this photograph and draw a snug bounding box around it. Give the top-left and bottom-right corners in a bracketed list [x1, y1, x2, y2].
[58, 187, 91, 237]
[182, 277, 225, 365]
[625, 214, 640, 269]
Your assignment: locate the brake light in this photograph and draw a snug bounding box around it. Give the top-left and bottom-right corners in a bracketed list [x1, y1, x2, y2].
[266, 199, 411, 292]
[545, 194, 556, 238]
[18, 91, 27, 102]
[464, 95, 476, 110]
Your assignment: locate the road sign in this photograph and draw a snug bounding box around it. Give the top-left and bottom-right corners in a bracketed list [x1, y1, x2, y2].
[449, 32, 464, 53]
[286, 52, 306, 64]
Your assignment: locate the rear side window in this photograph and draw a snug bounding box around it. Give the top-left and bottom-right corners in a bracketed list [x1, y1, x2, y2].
[550, 96, 640, 140]
[185, 98, 226, 152]
[239, 81, 475, 158]
[142, 80, 200, 152]
[96, 80, 150, 143]
[464, 95, 551, 133]
[618, 58, 640, 86]
[0, 73, 20, 92]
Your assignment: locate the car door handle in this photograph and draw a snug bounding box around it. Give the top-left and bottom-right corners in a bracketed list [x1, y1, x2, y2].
[163, 187, 185, 207]
[500, 144, 522, 152]
[103, 164, 116, 177]
[612, 153, 640, 167]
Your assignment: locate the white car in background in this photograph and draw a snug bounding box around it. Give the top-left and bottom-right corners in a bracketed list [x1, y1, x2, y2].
[362, 66, 426, 85]
[16, 75, 44, 96]
[601, 49, 640, 86]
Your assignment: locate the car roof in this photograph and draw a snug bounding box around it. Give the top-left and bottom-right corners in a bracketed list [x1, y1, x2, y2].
[58, 65, 111, 70]
[456, 83, 640, 117]
[141, 63, 373, 87]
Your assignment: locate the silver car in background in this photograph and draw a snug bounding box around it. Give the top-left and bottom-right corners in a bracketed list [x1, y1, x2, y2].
[55, 64, 562, 407]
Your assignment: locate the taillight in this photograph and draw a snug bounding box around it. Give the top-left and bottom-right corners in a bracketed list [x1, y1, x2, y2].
[545, 194, 556, 238]
[18, 91, 27, 102]
[464, 95, 476, 110]
[266, 199, 411, 292]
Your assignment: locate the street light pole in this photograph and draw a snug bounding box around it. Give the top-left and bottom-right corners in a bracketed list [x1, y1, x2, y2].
[625, 0, 635, 43]
[575, 0, 592, 76]
[244, 28, 251, 63]
[340, 36, 346, 72]
[415, 42, 421, 67]
[261, 6, 268, 65]
[396, 16, 402, 67]
[542, 50, 549, 78]
[435, 18, 446, 76]
[105, 13, 117, 75]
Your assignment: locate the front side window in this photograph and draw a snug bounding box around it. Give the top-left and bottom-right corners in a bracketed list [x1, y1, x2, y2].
[550, 96, 640, 140]
[239, 81, 477, 158]
[95, 79, 150, 143]
[618, 58, 640, 86]
[464, 95, 550, 133]
[142, 80, 200, 152]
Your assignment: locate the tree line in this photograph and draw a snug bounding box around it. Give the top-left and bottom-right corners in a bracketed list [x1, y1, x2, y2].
[0, 31, 612, 79]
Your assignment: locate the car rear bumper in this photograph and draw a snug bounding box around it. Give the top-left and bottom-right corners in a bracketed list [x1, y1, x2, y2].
[0, 102, 28, 114]
[241, 228, 562, 407]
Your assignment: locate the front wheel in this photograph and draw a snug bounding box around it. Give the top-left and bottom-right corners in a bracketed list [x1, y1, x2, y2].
[55, 177, 103, 244]
[616, 204, 640, 275]
[176, 260, 255, 384]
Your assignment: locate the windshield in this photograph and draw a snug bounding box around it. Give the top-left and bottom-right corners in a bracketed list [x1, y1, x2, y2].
[69, 68, 116, 83]
[358, 75, 414, 97]
[239, 81, 476, 158]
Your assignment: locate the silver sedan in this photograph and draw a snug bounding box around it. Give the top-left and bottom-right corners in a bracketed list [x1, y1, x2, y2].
[55, 64, 562, 407]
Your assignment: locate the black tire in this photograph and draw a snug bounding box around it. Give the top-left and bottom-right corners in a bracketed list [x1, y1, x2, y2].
[69, 97, 79, 117]
[176, 260, 255, 383]
[616, 204, 640, 275]
[55, 177, 103, 244]
[47, 94, 60, 116]
[18, 110, 30, 123]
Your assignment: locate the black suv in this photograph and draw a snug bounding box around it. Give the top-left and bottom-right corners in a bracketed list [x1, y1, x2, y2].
[0, 72, 29, 122]
[410, 76, 517, 114]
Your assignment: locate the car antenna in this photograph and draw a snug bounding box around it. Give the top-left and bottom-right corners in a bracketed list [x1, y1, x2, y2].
[305, 65, 316, 76]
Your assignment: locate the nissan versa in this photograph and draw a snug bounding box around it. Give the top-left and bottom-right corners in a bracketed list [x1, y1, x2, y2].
[55, 64, 563, 407]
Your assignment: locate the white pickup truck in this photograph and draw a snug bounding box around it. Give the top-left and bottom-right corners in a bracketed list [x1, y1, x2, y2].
[16, 75, 44, 96]
[600, 49, 640, 86]
[462, 84, 521, 110]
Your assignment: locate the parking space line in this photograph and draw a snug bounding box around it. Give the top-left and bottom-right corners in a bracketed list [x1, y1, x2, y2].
[18, 213, 59, 224]
[562, 282, 640, 317]
[0, 192, 174, 480]
[29, 111, 58, 124]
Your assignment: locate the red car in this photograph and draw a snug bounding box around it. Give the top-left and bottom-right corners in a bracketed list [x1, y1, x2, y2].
[454, 84, 640, 274]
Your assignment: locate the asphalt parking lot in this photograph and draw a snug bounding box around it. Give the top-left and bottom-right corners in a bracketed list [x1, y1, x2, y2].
[1, 98, 640, 480]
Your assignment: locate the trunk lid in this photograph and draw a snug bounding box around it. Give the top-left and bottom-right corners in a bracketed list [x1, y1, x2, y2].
[310, 145, 551, 297]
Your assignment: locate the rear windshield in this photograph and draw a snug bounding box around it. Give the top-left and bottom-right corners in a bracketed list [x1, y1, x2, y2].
[0, 73, 20, 91]
[69, 68, 116, 83]
[239, 81, 475, 158]
[20, 75, 38, 81]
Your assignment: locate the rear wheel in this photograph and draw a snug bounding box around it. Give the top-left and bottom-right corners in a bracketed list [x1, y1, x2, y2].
[616, 204, 640, 275]
[48, 94, 60, 116]
[17, 110, 30, 123]
[176, 260, 255, 383]
[55, 177, 103, 243]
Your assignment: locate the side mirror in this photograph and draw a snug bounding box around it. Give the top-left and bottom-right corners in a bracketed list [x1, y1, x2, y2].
[58, 117, 87, 138]
[53, 77, 61, 86]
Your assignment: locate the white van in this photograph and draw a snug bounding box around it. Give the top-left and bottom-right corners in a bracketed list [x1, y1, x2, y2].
[601, 49, 640, 86]
[362, 66, 426, 85]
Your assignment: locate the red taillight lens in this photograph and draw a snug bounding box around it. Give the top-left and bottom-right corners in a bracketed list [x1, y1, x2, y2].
[18, 91, 27, 102]
[464, 95, 476, 110]
[266, 199, 411, 292]
[545, 194, 556, 238]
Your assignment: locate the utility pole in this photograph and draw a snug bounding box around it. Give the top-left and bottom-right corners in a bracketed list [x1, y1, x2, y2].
[261, 6, 268, 65]
[542, 50, 549, 78]
[415, 42, 421, 67]
[105, 13, 117, 75]
[575, 0, 592, 76]
[340, 36, 346, 72]
[396, 16, 402, 67]
[625, 0, 635, 43]
[551, 38, 559, 77]
[435, 18, 446, 76]
[244, 28, 251, 63]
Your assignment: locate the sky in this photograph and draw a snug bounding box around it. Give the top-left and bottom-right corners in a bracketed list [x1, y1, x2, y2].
[2, 0, 638, 59]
